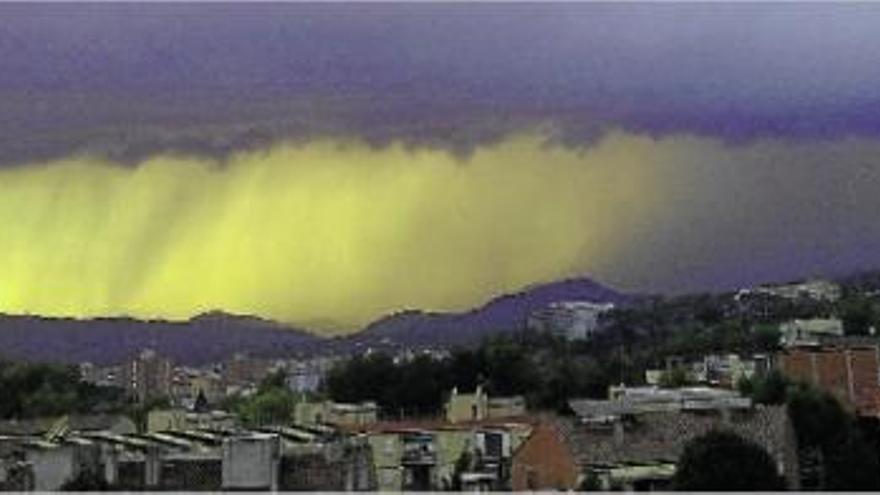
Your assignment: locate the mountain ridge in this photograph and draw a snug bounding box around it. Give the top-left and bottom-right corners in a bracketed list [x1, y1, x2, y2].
[0, 277, 629, 365]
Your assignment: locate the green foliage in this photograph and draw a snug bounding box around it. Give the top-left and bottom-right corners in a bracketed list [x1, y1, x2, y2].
[124, 396, 171, 432]
[738, 376, 880, 489]
[672, 430, 787, 491]
[325, 353, 448, 417]
[530, 355, 610, 412]
[839, 296, 878, 336]
[230, 372, 301, 427]
[657, 366, 693, 388]
[578, 472, 602, 491]
[324, 334, 624, 417]
[736, 374, 754, 397]
[258, 369, 288, 393]
[787, 384, 880, 490]
[0, 361, 126, 419]
[750, 370, 789, 405]
[752, 323, 781, 351]
[238, 388, 297, 427]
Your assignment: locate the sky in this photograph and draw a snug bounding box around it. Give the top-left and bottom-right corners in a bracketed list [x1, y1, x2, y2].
[1, 3, 880, 332]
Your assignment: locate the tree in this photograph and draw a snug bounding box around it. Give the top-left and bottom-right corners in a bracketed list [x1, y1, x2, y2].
[258, 369, 288, 393]
[751, 370, 789, 405]
[839, 296, 876, 336]
[239, 388, 297, 427]
[578, 472, 602, 491]
[751, 324, 781, 352]
[658, 366, 692, 388]
[787, 384, 880, 490]
[672, 430, 786, 491]
[0, 361, 126, 419]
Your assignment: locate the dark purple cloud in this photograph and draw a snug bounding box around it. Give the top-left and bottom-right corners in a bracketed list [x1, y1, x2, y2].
[2, 3, 880, 165]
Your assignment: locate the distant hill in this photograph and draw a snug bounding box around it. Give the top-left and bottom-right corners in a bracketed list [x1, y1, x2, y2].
[0, 311, 322, 365]
[353, 277, 634, 347]
[0, 277, 631, 366]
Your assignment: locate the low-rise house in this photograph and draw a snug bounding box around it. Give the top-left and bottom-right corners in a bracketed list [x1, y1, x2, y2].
[285, 364, 323, 394]
[294, 400, 379, 427]
[561, 387, 800, 490]
[361, 427, 458, 491]
[222, 353, 276, 391]
[779, 318, 845, 347]
[445, 386, 526, 423]
[737, 279, 842, 302]
[20, 440, 102, 491]
[79, 363, 123, 388]
[345, 418, 532, 491]
[447, 386, 489, 423]
[487, 396, 527, 420]
[601, 385, 753, 413]
[645, 354, 770, 388]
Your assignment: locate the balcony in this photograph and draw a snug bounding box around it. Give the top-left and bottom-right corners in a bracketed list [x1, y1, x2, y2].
[401, 446, 437, 465]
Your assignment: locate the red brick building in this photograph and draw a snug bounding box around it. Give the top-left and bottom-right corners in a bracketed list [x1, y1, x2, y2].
[778, 342, 880, 417]
[511, 422, 579, 491]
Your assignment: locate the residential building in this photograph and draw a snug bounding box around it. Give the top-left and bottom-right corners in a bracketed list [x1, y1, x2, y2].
[223, 353, 274, 390]
[645, 354, 770, 388]
[446, 386, 488, 423]
[0, 423, 375, 491]
[121, 349, 173, 403]
[285, 363, 323, 394]
[346, 418, 532, 491]
[294, 400, 379, 427]
[445, 386, 526, 423]
[780, 318, 845, 347]
[79, 363, 123, 389]
[563, 389, 800, 490]
[528, 301, 615, 341]
[737, 279, 842, 302]
[777, 340, 880, 417]
[487, 396, 527, 421]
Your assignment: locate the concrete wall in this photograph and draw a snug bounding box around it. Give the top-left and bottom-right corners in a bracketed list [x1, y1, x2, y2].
[222, 435, 279, 490]
[446, 388, 488, 423]
[27, 446, 77, 491]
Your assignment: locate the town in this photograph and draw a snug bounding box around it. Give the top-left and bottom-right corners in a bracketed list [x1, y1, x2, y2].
[1, 274, 880, 491]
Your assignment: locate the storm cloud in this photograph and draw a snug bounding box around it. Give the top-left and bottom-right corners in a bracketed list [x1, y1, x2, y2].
[3, 3, 880, 165]
[1, 3, 880, 329]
